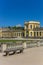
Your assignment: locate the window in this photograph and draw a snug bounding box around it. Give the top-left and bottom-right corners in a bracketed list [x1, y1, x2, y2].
[19, 33, 20, 36]
[30, 32, 32, 36]
[22, 33, 24, 37]
[30, 25, 32, 29]
[29, 32, 32, 37]
[34, 32, 36, 37]
[40, 32, 41, 36]
[17, 33, 18, 36]
[37, 32, 38, 36]
[26, 31, 28, 33]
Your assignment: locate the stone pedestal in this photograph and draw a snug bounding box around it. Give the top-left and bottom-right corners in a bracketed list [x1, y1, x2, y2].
[37, 42, 40, 47]
[2, 44, 7, 52]
[23, 42, 27, 49]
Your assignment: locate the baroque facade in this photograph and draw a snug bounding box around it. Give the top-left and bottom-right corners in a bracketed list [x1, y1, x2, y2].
[0, 21, 43, 38]
[0, 27, 24, 38]
[24, 21, 43, 38]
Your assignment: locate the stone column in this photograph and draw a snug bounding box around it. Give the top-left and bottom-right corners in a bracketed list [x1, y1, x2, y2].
[2, 44, 7, 52]
[23, 42, 27, 49]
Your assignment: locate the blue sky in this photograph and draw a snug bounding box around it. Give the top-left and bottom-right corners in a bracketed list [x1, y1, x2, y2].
[0, 0, 43, 27]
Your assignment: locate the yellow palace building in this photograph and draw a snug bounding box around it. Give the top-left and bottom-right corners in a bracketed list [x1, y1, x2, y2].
[0, 21, 43, 38]
[0, 27, 24, 38]
[24, 21, 43, 38]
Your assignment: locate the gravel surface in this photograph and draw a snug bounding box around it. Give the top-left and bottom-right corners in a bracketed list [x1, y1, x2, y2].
[0, 47, 43, 65]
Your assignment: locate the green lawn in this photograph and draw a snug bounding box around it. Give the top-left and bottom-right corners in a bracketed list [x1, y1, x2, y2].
[0, 39, 38, 43]
[0, 40, 16, 43]
[0, 40, 25, 43]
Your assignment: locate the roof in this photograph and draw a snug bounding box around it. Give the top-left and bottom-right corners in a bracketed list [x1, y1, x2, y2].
[24, 21, 40, 24]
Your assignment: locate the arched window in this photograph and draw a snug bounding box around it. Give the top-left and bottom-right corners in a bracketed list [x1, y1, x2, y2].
[30, 25, 32, 29]
[30, 32, 32, 36]
[37, 32, 38, 36]
[34, 32, 36, 37]
[26, 31, 29, 38]
[40, 32, 41, 36]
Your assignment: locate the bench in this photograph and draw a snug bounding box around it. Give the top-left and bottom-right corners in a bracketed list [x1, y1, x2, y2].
[3, 47, 24, 56]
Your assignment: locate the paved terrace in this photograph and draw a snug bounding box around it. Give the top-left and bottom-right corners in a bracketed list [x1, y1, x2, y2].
[0, 46, 43, 65]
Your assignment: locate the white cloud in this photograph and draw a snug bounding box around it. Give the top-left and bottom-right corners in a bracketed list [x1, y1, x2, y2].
[16, 24, 22, 27]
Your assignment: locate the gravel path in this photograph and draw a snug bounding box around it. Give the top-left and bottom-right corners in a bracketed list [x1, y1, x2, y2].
[0, 47, 43, 65]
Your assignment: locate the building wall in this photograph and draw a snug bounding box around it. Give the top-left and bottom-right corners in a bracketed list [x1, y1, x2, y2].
[33, 31, 43, 37]
[2, 31, 11, 38]
[24, 21, 41, 37]
[24, 21, 40, 30]
[0, 28, 3, 37]
[12, 31, 23, 38]
[0, 21, 43, 38]
[0, 28, 24, 38]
